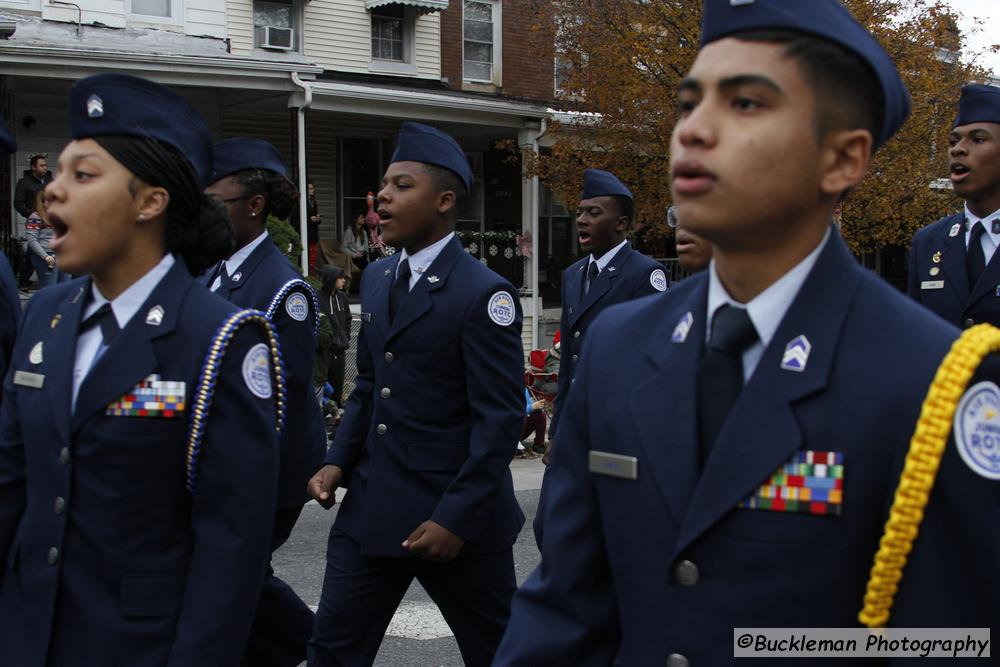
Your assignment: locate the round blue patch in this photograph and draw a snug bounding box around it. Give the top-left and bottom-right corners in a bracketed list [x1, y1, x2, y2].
[650, 269, 668, 292]
[487, 291, 516, 327]
[953, 381, 1000, 480]
[242, 343, 272, 399]
[285, 292, 309, 322]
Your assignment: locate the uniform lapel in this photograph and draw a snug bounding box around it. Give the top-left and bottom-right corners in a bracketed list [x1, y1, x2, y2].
[629, 277, 706, 525]
[938, 214, 970, 303]
[71, 261, 188, 433]
[386, 237, 463, 342]
[673, 231, 864, 558]
[220, 236, 275, 300]
[368, 255, 399, 341]
[968, 226, 1000, 306]
[43, 284, 88, 445]
[569, 244, 631, 327]
[563, 262, 585, 326]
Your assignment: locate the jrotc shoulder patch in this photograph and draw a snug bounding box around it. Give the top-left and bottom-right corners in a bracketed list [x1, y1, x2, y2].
[953, 381, 1000, 480]
[487, 291, 516, 326]
[242, 343, 273, 399]
[739, 450, 844, 515]
[650, 268, 668, 292]
[285, 292, 309, 322]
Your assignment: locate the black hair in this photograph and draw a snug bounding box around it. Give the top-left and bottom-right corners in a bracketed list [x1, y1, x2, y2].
[421, 163, 467, 214]
[29, 154, 46, 168]
[232, 168, 299, 221]
[733, 30, 882, 150]
[94, 135, 234, 275]
[609, 195, 634, 228]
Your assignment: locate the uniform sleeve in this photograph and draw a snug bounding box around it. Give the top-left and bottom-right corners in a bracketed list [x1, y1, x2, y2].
[494, 324, 620, 665]
[887, 356, 1000, 634]
[0, 297, 31, 569]
[325, 271, 375, 476]
[907, 231, 921, 301]
[167, 324, 280, 666]
[429, 284, 524, 544]
[635, 263, 668, 299]
[272, 286, 319, 403]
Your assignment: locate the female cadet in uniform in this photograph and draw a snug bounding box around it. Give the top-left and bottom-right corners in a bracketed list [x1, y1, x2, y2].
[204, 138, 325, 667]
[0, 73, 282, 667]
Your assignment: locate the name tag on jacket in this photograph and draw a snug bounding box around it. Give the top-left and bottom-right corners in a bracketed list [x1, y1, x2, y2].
[13, 371, 44, 389]
[920, 280, 945, 290]
[589, 450, 638, 480]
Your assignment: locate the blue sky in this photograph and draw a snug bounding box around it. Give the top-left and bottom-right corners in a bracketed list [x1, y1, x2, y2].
[944, 0, 999, 76]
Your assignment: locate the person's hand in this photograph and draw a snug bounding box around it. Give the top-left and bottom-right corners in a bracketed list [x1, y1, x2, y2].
[311, 215, 321, 223]
[45, 255, 56, 268]
[307, 465, 344, 509]
[531, 400, 545, 411]
[403, 520, 465, 561]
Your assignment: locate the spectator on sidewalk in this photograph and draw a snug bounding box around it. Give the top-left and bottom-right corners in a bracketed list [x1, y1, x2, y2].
[342, 212, 370, 274]
[319, 264, 352, 409]
[0, 119, 22, 406]
[14, 153, 52, 287]
[26, 191, 70, 288]
[519, 388, 546, 458]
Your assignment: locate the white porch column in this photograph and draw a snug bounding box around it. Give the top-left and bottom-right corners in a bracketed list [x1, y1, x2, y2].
[518, 120, 544, 351]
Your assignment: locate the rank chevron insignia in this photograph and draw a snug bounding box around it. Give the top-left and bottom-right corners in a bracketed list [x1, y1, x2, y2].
[781, 335, 811, 372]
[671, 311, 694, 343]
[86, 94, 104, 118]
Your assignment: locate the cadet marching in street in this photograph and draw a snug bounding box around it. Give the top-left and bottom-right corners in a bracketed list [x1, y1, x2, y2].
[0, 73, 282, 666]
[908, 84, 1000, 329]
[307, 122, 525, 666]
[204, 138, 326, 667]
[534, 168, 666, 545]
[497, 1, 999, 665]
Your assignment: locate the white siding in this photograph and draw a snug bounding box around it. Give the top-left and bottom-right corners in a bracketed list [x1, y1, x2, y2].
[227, 0, 254, 55]
[303, 0, 440, 78]
[186, 0, 227, 39]
[43, 0, 127, 30]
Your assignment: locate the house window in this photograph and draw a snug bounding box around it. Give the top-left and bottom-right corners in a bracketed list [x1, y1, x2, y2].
[371, 5, 407, 62]
[132, 0, 170, 17]
[463, 0, 501, 84]
[255, 0, 300, 52]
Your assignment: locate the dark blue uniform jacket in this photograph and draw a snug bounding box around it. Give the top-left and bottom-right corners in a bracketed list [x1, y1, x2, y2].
[326, 236, 526, 557]
[0, 260, 280, 666]
[497, 231, 1000, 666]
[908, 212, 1000, 329]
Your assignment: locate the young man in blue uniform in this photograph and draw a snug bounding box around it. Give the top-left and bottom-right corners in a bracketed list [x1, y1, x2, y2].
[204, 138, 325, 667]
[0, 120, 22, 396]
[496, 2, 999, 664]
[534, 168, 666, 545]
[307, 122, 525, 666]
[0, 73, 281, 666]
[908, 84, 1000, 328]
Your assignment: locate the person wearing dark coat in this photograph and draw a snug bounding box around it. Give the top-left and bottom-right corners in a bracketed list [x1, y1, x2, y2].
[320, 264, 352, 409]
[0, 120, 22, 400]
[205, 138, 325, 667]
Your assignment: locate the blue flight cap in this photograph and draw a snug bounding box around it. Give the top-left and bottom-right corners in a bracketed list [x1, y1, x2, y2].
[68, 73, 213, 188]
[390, 122, 473, 192]
[211, 138, 289, 184]
[953, 84, 1000, 128]
[0, 118, 14, 158]
[701, 0, 911, 148]
[581, 169, 633, 201]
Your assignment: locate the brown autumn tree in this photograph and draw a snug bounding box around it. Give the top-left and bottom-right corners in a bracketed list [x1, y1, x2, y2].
[525, 0, 988, 255]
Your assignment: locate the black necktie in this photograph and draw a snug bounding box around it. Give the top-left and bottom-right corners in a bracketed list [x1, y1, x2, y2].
[967, 221, 987, 288]
[212, 262, 232, 293]
[584, 261, 600, 296]
[80, 303, 120, 346]
[696, 304, 758, 466]
[388, 258, 411, 322]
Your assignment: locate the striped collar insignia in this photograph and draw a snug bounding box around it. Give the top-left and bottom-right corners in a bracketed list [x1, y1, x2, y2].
[781, 335, 811, 372]
[671, 311, 693, 343]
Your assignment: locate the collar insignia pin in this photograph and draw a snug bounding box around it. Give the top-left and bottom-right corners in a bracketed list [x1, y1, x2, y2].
[232, 272, 242, 282]
[427, 275, 439, 283]
[932, 251, 941, 264]
[50, 314, 61, 329]
[384, 268, 392, 276]
[146, 305, 164, 326]
[29, 341, 43, 365]
[671, 312, 693, 343]
[608, 266, 616, 272]
[993, 220, 1000, 234]
[70, 287, 84, 304]
[781, 335, 811, 372]
[950, 223, 961, 237]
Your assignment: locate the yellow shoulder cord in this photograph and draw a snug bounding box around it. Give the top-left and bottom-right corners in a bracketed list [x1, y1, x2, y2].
[185, 309, 287, 492]
[859, 323, 1000, 627]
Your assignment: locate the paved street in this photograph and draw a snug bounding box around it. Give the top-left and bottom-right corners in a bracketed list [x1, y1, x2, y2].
[273, 458, 546, 667]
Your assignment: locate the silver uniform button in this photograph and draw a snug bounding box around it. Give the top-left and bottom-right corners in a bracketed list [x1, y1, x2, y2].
[572, 354, 579, 362]
[47, 547, 59, 565]
[380, 388, 391, 399]
[54, 497, 66, 515]
[574, 330, 581, 338]
[667, 654, 690, 667]
[675, 560, 699, 586]
[965, 318, 975, 328]
[376, 424, 387, 435]
[384, 352, 394, 363]
[59, 447, 70, 465]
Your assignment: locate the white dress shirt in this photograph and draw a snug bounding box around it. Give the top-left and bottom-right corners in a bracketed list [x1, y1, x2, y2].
[210, 230, 270, 292]
[395, 232, 455, 291]
[588, 238, 628, 274]
[964, 203, 1000, 265]
[706, 226, 831, 383]
[72, 253, 176, 409]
